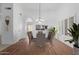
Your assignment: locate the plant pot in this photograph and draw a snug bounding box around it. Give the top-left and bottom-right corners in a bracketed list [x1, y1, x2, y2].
[51, 32, 55, 38]
[74, 44, 79, 48]
[74, 40, 79, 48]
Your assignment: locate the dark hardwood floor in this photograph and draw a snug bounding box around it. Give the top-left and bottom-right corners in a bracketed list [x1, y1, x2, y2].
[0, 39, 73, 55]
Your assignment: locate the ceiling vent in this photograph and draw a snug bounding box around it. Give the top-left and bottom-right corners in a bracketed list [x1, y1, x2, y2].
[5, 7, 11, 10]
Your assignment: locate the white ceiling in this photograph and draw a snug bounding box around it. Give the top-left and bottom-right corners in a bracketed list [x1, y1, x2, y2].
[18, 3, 63, 12]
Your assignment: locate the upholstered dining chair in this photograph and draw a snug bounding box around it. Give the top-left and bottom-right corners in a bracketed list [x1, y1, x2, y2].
[28, 31, 34, 39]
[47, 32, 54, 45]
[27, 31, 33, 43]
[47, 32, 52, 40]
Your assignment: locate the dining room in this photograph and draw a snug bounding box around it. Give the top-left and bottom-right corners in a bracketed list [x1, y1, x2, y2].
[0, 3, 79, 55]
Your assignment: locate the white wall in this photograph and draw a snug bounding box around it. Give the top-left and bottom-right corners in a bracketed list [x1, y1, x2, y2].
[55, 3, 79, 47]
[0, 3, 27, 44]
[13, 4, 26, 42]
[56, 4, 79, 36]
[0, 3, 14, 44]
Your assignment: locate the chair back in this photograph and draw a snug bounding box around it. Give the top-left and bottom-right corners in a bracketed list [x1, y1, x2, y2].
[27, 31, 33, 40]
[47, 32, 52, 40]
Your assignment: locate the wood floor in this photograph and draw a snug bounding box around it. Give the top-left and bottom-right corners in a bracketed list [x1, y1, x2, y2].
[0, 39, 73, 55]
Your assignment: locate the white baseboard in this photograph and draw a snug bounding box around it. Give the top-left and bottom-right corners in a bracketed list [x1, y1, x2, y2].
[58, 35, 73, 48]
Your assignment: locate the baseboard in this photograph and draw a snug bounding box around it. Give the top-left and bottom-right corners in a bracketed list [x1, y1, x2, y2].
[58, 35, 73, 48]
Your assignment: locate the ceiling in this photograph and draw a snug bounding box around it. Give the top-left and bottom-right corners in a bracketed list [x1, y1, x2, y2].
[18, 3, 63, 12]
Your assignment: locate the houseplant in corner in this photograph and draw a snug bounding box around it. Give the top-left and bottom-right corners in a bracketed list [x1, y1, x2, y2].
[65, 23, 79, 48]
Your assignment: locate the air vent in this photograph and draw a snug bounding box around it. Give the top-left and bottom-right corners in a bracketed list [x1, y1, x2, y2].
[5, 7, 11, 10]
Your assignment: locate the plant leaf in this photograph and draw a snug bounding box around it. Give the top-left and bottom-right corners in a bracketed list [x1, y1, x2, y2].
[65, 39, 74, 43]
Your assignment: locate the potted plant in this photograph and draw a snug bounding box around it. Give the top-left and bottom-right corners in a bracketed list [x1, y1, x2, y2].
[48, 27, 57, 39]
[65, 23, 79, 48]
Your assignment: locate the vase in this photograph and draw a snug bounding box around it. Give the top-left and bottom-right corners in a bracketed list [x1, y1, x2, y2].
[5, 20, 9, 31]
[74, 38, 79, 48]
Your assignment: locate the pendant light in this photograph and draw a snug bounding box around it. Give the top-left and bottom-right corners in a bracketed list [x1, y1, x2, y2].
[36, 3, 44, 24]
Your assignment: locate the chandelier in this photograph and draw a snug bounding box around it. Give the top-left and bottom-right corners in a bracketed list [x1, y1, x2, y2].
[36, 3, 45, 24]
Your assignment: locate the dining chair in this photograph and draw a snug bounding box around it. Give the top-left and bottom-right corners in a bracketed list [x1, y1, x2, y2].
[47, 32, 54, 45]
